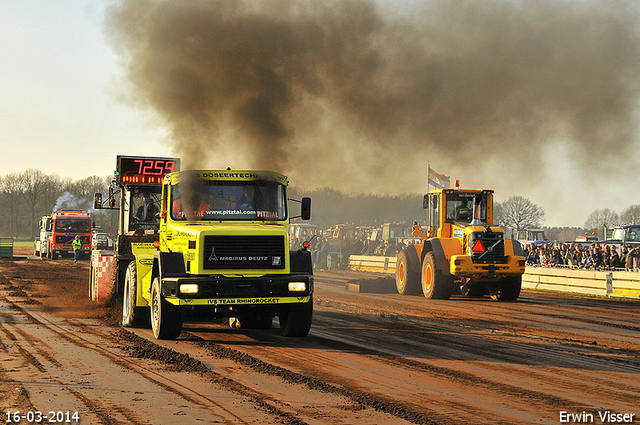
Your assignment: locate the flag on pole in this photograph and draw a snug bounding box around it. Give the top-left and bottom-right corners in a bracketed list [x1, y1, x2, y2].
[428, 167, 450, 189]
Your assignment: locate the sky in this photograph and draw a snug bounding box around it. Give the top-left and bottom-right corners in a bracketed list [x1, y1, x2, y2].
[0, 1, 173, 178]
[2, 0, 640, 229]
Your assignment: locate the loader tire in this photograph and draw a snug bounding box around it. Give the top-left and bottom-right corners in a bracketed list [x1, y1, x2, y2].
[421, 253, 452, 300]
[396, 250, 421, 295]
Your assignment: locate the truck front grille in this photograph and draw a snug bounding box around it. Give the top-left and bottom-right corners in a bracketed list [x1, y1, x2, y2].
[203, 235, 286, 270]
[470, 232, 506, 264]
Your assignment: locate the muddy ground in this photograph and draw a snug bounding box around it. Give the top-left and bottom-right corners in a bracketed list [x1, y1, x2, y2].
[1, 247, 639, 424]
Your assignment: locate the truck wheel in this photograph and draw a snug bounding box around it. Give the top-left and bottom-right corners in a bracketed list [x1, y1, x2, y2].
[490, 275, 522, 301]
[279, 296, 313, 337]
[421, 253, 452, 300]
[122, 261, 150, 328]
[396, 250, 421, 295]
[150, 277, 183, 339]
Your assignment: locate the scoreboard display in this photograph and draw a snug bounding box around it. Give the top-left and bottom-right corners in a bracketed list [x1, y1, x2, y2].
[116, 156, 180, 185]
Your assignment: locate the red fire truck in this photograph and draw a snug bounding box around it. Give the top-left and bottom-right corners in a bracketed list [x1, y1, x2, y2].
[34, 210, 92, 259]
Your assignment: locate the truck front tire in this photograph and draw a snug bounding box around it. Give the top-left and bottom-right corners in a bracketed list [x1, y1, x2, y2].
[279, 296, 313, 337]
[150, 277, 183, 339]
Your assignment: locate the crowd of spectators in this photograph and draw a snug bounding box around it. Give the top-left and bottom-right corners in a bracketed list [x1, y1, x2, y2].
[523, 242, 640, 271]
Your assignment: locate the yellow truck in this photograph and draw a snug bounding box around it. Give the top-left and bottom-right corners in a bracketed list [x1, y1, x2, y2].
[121, 169, 313, 339]
[395, 183, 526, 301]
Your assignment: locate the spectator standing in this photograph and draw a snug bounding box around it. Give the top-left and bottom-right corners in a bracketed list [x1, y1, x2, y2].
[590, 246, 604, 270]
[609, 246, 621, 270]
[620, 246, 629, 267]
[565, 245, 579, 267]
[578, 250, 591, 269]
[551, 249, 564, 267]
[525, 245, 539, 266]
[631, 247, 640, 271]
[72, 235, 82, 263]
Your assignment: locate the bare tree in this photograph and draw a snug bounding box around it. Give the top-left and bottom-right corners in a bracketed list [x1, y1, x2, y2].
[496, 196, 545, 232]
[584, 208, 619, 239]
[0, 174, 24, 238]
[19, 169, 53, 239]
[620, 205, 640, 225]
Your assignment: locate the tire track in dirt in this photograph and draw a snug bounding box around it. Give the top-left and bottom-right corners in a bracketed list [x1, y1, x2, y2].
[0, 259, 294, 425]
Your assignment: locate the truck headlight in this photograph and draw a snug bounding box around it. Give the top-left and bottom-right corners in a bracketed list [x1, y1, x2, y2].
[288, 282, 306, 292]
[179, 284, 199, 294]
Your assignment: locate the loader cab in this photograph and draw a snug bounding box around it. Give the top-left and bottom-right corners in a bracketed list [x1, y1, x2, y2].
[424, 189, 494, 238]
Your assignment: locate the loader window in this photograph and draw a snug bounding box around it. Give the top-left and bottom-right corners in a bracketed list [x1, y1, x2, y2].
[427, 194, 440, 229]
[446, 193, 487, 224]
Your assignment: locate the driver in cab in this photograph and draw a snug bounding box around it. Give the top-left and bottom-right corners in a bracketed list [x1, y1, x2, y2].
[135, 193, 160, 222]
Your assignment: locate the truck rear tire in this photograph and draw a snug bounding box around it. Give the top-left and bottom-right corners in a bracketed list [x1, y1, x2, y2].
[150, 277, 183, 339]
[122, 261, 150, 328]
[279, 296, 313, 337]
[421, 253, 452, 300]
[490, 275, 522, 301]
[396, 250, 421, 295]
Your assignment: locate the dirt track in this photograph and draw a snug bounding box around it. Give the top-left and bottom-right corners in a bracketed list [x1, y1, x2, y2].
[1, 249, 639, 424]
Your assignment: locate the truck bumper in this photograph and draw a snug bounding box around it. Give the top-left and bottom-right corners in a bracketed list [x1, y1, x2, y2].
[160, 274, 314, 306]
[450, 255, 525, 279]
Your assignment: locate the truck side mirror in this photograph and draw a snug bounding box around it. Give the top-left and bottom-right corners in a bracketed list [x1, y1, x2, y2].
[423, 194, 428, 209]
[94, 193, 102, 209]
[301, 197, 311, 221]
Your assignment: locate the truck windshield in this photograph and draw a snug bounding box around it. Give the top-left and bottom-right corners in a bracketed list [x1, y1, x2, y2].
[171, 181, 287, 221]
[55, 218, 91, 233]
[446, 193, 487, 224]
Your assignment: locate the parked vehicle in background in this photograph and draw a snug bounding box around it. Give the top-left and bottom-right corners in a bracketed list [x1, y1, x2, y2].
[91, 232, 114, 250]
[289, 222, 320, 249]
[515, 229, 547, 246]
[367, 223, 418, 256]
[575, 234, 598, 243]
[324, 224, 358, 268]
[34, 210, 92, 259]
[600, 224, 640, 248]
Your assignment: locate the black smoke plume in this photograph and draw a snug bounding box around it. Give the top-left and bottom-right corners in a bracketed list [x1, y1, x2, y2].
[106, 0, 640, 225]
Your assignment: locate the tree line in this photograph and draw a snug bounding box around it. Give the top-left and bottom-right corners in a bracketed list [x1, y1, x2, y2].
[2, 169, 636, 242]
[0, 169, 116, 239]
